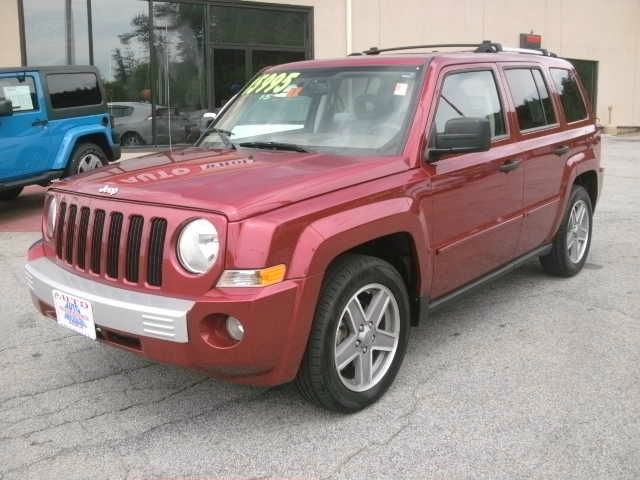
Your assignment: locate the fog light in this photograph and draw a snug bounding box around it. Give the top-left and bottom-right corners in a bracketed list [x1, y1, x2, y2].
[226, 316, 245, 342]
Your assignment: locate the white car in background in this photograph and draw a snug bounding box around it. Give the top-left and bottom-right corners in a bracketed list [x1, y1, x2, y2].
[108, 102, 199, 146]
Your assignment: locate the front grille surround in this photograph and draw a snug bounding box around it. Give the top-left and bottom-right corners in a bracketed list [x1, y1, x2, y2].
[48, 191, 227, 298]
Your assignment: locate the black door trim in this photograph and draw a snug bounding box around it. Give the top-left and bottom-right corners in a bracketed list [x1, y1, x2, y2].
[420, 243, 552, 318]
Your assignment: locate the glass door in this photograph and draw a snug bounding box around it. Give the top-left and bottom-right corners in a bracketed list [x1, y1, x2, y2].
[212, 48, 246, 109]
[251, 50, 307, 73]
[207, 3, 311, 111]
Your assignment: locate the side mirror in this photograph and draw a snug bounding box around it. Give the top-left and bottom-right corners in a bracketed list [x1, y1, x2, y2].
[203, 112, 217, 129]
[0, 99, 13, 117]
[427, 117, 491, 161]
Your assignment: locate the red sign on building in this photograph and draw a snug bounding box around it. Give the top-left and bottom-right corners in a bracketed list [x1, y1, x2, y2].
[520, 33, 542, 49]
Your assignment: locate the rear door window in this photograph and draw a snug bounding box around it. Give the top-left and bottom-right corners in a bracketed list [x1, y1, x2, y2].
[0, 76, 39, 112]
[47, 73, 102, 109]
[434, 70, 506, 138]
[504, 68, 557, 131]
[109, 105, 133, 118]
[550, 68, 588, 122]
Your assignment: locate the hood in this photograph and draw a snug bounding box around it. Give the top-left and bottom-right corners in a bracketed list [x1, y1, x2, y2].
[56, 148, 410, 221]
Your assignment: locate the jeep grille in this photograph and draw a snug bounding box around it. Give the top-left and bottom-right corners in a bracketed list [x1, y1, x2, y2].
[55, 201, 167, 286]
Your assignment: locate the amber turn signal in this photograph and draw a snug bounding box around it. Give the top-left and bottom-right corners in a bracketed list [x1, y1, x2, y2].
[217, 264, 287, 287]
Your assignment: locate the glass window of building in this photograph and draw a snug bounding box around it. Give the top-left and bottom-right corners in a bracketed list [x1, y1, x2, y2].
[20, 0, 312, 146]
[91, 0, 152, 146]
[152, 2, 207, 145]
[209, 5, 310, 108]
[23, 0, 90, 65]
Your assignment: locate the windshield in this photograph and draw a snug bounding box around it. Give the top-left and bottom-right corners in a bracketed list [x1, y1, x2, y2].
[199, 66, 423, 156]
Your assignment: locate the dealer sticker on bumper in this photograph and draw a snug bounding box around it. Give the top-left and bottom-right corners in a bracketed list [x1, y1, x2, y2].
[52, 290, 97, 340]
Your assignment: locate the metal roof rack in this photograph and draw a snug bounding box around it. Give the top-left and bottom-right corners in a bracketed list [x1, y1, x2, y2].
[501, 46, 557, 57]
[350, 40, 556, 57]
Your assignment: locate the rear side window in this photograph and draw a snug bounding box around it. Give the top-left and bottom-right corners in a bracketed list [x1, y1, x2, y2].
[505, 68, 556, 131]
[109, 105, 133, 118]
[550, 68, 588, 122]
[47, 73, 102, 109]
[434, 70, 506, 137]
[0, 76, 39, 112]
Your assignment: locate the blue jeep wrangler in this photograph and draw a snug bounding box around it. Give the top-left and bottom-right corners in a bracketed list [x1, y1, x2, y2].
[0, 66, 120, 201]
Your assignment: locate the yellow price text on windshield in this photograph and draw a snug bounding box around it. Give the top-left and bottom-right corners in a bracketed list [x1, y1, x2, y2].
[242, 72, 302, 96]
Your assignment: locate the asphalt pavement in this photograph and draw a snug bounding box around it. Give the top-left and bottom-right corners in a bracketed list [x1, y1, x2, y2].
[0, 137, 638, 479]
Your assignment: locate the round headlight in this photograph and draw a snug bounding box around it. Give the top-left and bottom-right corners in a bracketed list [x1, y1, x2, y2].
[177, 219, 219, 274]
[45, 196, 58, 239]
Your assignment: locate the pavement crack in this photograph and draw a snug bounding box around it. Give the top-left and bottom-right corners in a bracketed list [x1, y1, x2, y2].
[0, 377, 209, 443]
[0, 334, 77, 355]
[322, 386, 422, 480]
[1, 387, 273, 477]
[0, 363, 155, 408]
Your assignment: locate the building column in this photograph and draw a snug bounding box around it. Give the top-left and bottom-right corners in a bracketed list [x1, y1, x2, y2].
[0, 0, 23, 67]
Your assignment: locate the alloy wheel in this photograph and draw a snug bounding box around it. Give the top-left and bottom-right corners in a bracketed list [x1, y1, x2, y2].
[76, 153, 103, 173]
[334, 283, 400, 392]
[566, 199, 590, 263]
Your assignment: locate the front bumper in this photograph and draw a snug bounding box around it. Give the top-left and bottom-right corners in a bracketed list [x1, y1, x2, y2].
[26, 257, 193, 342]
[26, 255, 321, 386]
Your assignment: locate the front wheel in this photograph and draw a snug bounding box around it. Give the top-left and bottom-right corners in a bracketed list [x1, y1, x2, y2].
[296, 254, 410, 413]
[540, 185, 593, 277]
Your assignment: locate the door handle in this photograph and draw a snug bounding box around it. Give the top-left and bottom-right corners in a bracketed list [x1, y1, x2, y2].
[32, 119, 48, 127]
[499, 159, 522, 173]
[554, 145, 570, 156]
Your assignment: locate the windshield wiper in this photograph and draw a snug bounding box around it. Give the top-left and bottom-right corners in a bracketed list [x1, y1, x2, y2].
[205, 128, 236, 150]
[238, 141, 310, 153]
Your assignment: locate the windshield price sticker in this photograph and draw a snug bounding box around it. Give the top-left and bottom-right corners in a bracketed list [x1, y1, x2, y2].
[394, 83, 409, 96]
[243, 72, 301, 96]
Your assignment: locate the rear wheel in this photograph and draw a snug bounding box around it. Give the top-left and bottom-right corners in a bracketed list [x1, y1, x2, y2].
[296, 254, 410, 413]
[0, 187, 23, 201]
[65, 143, 107, 177]
[121, 132, 145, 147]
[540, 185, 593, 277]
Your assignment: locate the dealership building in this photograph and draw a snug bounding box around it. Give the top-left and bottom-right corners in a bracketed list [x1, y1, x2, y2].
[1, 0, 639, 144]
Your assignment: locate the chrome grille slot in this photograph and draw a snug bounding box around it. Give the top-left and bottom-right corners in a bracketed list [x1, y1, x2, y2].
[147, 218, 167, 287]
[76, 207, 91, 270]
[90, 209, 106, 274]
[125, 215, 144, 283]
[106, 212, 124, 279]
[55, 202, 67, 259]
[65, 204, 77, 264]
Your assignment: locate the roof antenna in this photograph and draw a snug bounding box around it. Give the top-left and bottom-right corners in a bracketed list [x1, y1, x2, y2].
[165, 23, 172, 153]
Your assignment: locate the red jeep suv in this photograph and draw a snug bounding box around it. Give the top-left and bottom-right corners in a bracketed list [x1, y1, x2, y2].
[26, 42, 603, 412]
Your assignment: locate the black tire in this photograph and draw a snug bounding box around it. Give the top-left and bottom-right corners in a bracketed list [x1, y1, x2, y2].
[296, 254, 411, 413]
[121, 132, 145, 147]
[540, 185, 593, 277]
[0, 187, 23, 201]
[65, 143, 108, 177]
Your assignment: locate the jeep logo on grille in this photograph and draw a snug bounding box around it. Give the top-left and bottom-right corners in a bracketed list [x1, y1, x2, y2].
[99, 185, 119, 196]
